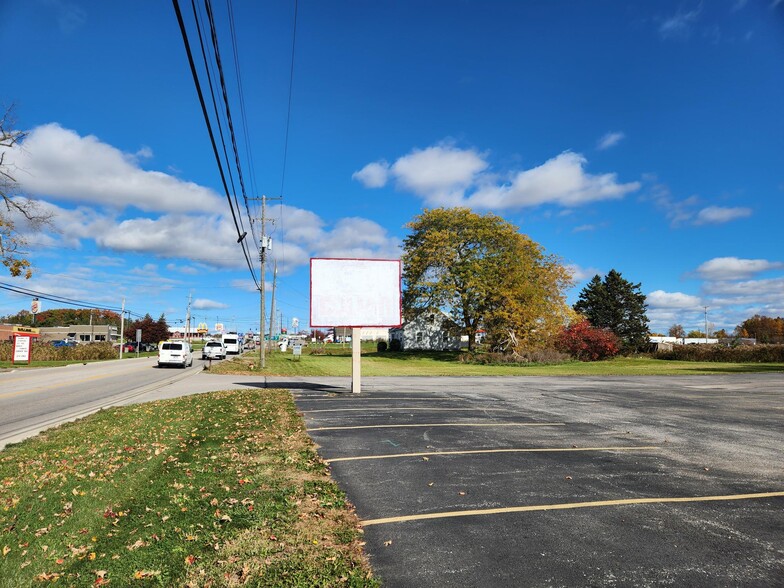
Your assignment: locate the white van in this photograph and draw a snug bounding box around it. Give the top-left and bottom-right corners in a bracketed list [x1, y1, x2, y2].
[158, 340, 193, 368]
[222, 332, 240, 355]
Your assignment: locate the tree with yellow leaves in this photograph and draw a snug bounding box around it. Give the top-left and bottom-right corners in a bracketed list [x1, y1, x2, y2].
[402, 207, 573, 353]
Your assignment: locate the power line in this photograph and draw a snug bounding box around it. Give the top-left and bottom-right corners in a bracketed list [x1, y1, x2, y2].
[0, 281, 146, 317]
[171, 0, 259, 289]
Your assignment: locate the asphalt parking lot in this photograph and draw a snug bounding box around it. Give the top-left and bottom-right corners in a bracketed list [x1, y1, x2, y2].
[292, 375, 784, 587]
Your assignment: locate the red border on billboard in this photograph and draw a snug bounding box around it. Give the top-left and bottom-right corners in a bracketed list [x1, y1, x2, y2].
[310, 258, 402, 328]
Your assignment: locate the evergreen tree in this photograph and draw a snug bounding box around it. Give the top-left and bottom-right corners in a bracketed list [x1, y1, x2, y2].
[574, 269, 649, 353]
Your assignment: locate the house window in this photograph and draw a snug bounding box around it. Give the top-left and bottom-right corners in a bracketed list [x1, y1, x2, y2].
[80, 334, 90, 342]
[416, 332, 423, 343]
[95, 335, 106, 341]
[427, 314, 435, 323]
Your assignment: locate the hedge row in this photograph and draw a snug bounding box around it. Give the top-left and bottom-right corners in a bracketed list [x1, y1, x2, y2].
[654, 344, 784, 363]
[0, 341, 118, 362]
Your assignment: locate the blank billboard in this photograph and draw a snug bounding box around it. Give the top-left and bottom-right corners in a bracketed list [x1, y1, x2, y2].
[310, 258, 402, 327]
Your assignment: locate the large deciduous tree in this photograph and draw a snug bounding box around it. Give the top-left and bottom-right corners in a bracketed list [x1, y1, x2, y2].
[736, 315, 784, 343]
[574, 269, 649, 353]
[668, 324, 685, 338]
[402, 207, 573, 353]
[128, 313, 170, 344]
[0, 106, 51, 278]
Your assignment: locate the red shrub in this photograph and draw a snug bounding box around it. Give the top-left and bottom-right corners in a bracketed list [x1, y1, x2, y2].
[556, 320, 619, 361]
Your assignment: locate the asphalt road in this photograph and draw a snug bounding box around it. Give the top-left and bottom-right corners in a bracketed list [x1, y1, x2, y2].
[0, 355, 204, 448]
[293, 375, 784, 587]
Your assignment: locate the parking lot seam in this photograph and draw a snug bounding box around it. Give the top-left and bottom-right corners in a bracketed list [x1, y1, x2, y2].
[360, 491, 784, 527]
[324, 445, 661, 463]
[308, 422, 566, 432]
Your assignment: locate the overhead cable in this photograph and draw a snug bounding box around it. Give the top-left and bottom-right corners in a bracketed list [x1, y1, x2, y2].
[171, 0, 259, 289]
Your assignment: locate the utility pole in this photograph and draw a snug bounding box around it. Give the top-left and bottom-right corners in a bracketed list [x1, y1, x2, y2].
[704, 306, 709, 344]
[90, 309, 94, 343]
[268, 261, 277, 348]
[119, 298, 125, 359]
[249, 194, 282, 369]
[186, 292, 192, 343]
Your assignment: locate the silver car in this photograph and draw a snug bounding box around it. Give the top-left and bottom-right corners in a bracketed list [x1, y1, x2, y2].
[202, 341, 226, 360]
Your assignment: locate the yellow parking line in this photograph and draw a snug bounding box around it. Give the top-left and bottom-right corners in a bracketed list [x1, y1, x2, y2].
[308, 422, 565, 432]
[324, 445, 661, 464]
[360, 491, 784, 527]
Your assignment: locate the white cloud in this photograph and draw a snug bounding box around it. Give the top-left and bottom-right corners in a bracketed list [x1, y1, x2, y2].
[659, 6, 702, 40]
[696, 257, 784, 281]
[694, 206, 752, 225]
[6, 124, 223, 214]
[230, 279, 260, 293]
[597, 131, 625, 150]
[315, 217, 401, 259]
[193, 298, 229, 310]
[97, 214, 247, 268]
[355, 144, 640, 210]
[468, 152, 639, 209]
[391, 145, 488, 205]
[87, 255, 125, 267]
[647, 290, 702, 309]
[566, 264, 600, 282]
[351, 161, 389, 188]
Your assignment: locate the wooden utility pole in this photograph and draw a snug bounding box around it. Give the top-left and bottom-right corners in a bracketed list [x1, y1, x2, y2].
[268, 261, 277, 347]
[250, 194, 282, 369]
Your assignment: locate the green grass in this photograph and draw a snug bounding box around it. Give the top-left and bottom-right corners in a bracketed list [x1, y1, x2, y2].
[209, 348, 784, 377]
[0, 390, 377, 587]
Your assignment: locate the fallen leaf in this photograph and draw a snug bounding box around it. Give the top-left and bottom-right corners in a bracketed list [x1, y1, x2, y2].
[133, 570, 161, 580]
[383, 540, 392, 546]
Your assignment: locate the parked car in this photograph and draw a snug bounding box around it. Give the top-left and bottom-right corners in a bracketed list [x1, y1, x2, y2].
[157, 341, 193, 368]
[202, 340, 226, 360]
[52, 339, 76, 348]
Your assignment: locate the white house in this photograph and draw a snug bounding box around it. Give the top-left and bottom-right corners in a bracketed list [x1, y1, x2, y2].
[389, 310, 463, 351]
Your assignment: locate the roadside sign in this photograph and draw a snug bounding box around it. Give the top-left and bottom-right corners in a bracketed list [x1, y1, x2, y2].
[13, 334, 32, 364]
[31, 298, 41, 314]
[136, 329, 142, 343]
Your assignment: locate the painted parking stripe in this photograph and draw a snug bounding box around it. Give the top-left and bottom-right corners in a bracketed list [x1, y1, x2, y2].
[303, 407, 512, 414]
[360, 491, 784, 527]
[324, 445, 661, 464]
[308, 422, 565, 432]
[294, 397, 448, 402]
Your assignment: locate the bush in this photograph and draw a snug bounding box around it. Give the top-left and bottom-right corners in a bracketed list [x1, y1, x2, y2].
[556, 320, 620, 361]
[0, 341, 118, 362]
[388, 338, 402, 352]
[376, 340, 388, 352]
[459, 348, 570, 365]
[654, 343, 784, 363]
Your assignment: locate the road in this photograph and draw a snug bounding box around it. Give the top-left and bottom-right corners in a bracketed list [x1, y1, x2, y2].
[0, 355, 206, 449]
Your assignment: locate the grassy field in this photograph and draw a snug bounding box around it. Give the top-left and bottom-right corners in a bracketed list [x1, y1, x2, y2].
[0, 390, 376, 587]
[209, 347, 784, 377]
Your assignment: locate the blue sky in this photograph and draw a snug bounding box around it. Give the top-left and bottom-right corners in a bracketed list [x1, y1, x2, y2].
[1, 0, 782, 336]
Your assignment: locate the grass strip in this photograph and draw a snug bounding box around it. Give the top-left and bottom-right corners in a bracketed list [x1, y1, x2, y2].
[208, 349, 784, 377]
[0, 389, 377, 587]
